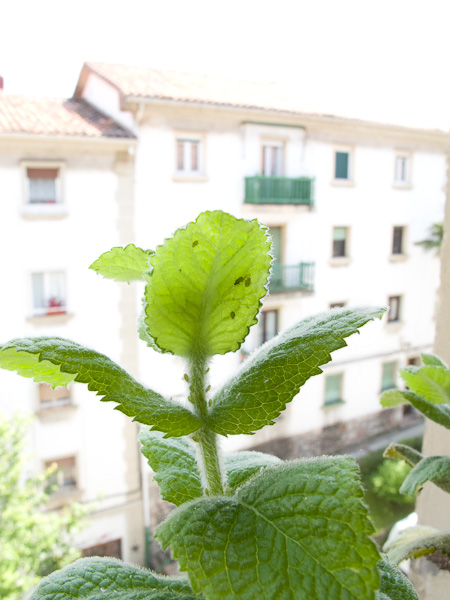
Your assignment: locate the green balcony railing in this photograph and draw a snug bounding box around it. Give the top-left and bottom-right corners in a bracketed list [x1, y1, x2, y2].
[244, 176, 314, 206]
[270, 262, 315, 293]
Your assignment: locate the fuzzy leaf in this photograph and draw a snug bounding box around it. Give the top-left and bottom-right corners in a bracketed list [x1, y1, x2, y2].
[400, 365, 450, 405]
[157, 457, 381, 600]
[29, 557, 201, 599]
[0, 338, 201, 437]
[384, 528, 450, 565]
[90, 244, 153, 283]
[376, 557, 419, 600]
[381, 389, 450, 429]
[383, 443, 423, 467]
[401, 456, 450, 495]
[144, 211, 271, 357]
[139, 428, 203, 505]
[225, 451, 282, 490]
[421, 353, 447, 368]
[208, 307, 385, 435]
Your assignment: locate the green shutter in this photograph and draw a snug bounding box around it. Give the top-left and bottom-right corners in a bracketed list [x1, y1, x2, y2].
[335, 152, 349, 179]
[324, 374, 343, 405]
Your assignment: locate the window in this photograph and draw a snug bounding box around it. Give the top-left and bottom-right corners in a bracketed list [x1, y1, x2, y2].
[407, 356, 421, 367]
[32, 271, 66, 316]
[332, 227, 348, 258]
[258, 310, 278, 346]
[39, 383, 71, 408]
[176, 137, 203, 175]
[82, 539, 122, 559]
[45, 456, 77, 492]
[27, 168, 60, 204]
[381, 362, 397, 391]
[329, 302, 346, 309]
[394, 154, 410, 185]
[335, 151, 350, 180]
[324, 373, 343, 405]
[392, 226, 405, 255]
[388, 295, 401, 322]
[261, 142, 284, 176]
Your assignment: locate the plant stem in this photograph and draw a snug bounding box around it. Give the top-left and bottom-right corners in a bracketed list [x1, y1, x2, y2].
[189, 356, 224, 496]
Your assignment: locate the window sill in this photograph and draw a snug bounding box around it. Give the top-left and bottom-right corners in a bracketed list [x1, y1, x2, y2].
[392, 182, 412, 190]
[329, 257, 351, 267]
[322, 399, 345, 409]
[20, 205, 68, 219]
[172, 174, 209, 183]
[27, 312, 74, 326]
[330, 179, 354, 187]
[389, 253, 408, 262]
[385, 320, 403, 332]
[36, 401, 76, 417]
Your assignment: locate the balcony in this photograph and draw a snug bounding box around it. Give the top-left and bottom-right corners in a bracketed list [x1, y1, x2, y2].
[270, 262, 315, 293]
[244, 176, 314, 206]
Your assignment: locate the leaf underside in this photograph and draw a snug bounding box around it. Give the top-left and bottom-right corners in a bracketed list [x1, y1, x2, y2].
[157, 457, 381, 600]
[208, 306, 386, 435]
[383, 443, 423, 468]
[400, 455, 450, 495]
[89, 244, 153, 283]
[29, 557, 201, 600]
[143, 210, 272, 357]
[381, 389, 450, 429]
[0, 338, 201, 437]
[224, 451, 282, 490]
[376, 557, 419, 600]
[384, 528, 450, 565]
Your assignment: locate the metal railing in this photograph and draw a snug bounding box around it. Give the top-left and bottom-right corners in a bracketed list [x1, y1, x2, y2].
[244, 176, 314, 205]
[270, 262, 315, 293]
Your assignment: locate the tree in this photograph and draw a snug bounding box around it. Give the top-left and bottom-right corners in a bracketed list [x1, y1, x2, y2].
[415, 222, 444, 255]
[0, 413, 86, 600]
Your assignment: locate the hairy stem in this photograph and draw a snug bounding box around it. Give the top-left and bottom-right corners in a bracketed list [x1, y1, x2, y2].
[189, 356, 224, 496]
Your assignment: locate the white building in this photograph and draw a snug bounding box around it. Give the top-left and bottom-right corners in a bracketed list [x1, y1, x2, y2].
[0, 63, 447, 568]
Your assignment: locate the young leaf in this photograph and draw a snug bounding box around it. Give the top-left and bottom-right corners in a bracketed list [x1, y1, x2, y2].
[400, 365, 450, 405]
[143, 210, 271, 357]
[376, 557, 419, 600]
[89, 244, 153, 283]
[383, 443, 423, 467]
[421, 353, 447, 368]
[224, 451, 282, 490]
[157, 457, 381, 600]
[139, 428, 203, 505]
[384, 528, 450, 565]
[400, 456, 450, 495]
[208, 307, 385, 435]
[0, 338, 201, 437]
[29, 557, 201, 600]
[381, 389, 450, 429]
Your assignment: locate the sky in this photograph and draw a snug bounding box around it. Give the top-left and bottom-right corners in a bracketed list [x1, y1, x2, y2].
[2, 0, 450, 130]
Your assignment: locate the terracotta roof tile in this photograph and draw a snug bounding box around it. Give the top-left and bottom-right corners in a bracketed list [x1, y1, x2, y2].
[0, 93, 134, 139]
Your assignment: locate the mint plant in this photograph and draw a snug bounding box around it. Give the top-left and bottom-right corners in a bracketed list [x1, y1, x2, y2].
[0, 211, 415, 599]
[380, 354, 450, 570]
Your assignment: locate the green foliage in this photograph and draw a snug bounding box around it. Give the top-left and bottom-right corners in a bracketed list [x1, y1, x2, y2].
[379, 354, 450, 573]
[0, 414, 86, 600]
[0, 210, 393, 599]
[376, 557, 419, 600]
[89, 244, 154, 283]
[415, 222, 444, 255]
[371, 460, 414, 504]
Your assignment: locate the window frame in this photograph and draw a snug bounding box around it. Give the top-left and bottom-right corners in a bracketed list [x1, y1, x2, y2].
[261, 139, 285, 177]
[258, 309, 279, 346]
[332, 145, 354, 185]
[324, 372, 344, 406]
[393, 151, 412, 188]
[45, 455, 78, 493]
[173, 132, 207, 181]
[381, 361, 397, 391]
[38, 383, 72, 410]
[329, 302, 346, 310]
[387, 295, 402, 323]
[332, 226, 349, 258]
[392, 225, 406, 256]
[31, 270, 67, 317]
[21, 160, 66, 216]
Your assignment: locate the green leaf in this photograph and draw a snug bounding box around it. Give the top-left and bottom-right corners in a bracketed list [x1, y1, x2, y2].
[421, 353, 447, 368]
[0, 338, 201, 437]
[89, 244, 153, 283]
[384, 527, 450, 565]
[376, 557, 419, 600]
[224, 451, 282, 490]
[139, 428, 203, 506]
[157, 457, 381, 600]
[208, 307, 386, 435]
[29, 557, 201, 599]
[143, 210, 271, 357]
[400, 456, 450, 495]
[383, 443, 423, 467]
[381, 389, 450, 429]
[400, 365, 450, 405]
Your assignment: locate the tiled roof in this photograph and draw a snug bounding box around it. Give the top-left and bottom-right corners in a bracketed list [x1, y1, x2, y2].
[0, 93, 134, 139]
[82, 62, 449, 133]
